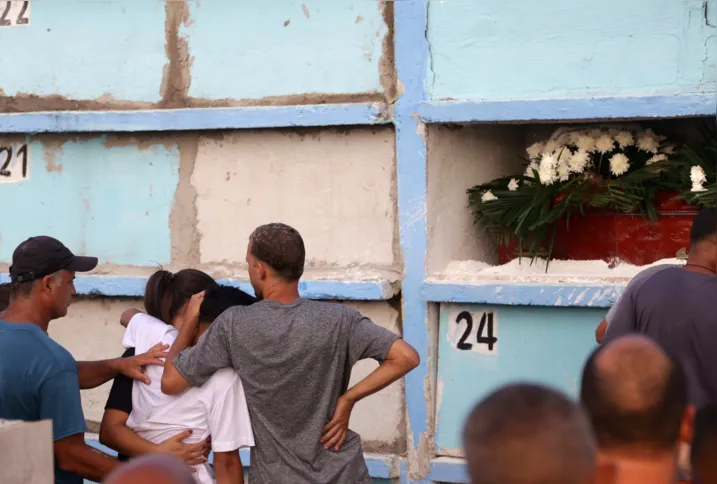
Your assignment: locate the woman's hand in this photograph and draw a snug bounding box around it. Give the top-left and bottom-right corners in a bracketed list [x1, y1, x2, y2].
[157, 430, 210, 466]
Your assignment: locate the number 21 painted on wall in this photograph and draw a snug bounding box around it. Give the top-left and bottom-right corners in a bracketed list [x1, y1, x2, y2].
[450, 310, 498, 355]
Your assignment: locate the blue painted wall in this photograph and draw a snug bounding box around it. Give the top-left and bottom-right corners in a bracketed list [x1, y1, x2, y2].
[0, 0, 388, 104]
[185, 0, 389, 100]
[435, 303, 606, 453]
[0, 137, 178, 265]
[0, 0, 167, 102]
[426, 0, 717, 101]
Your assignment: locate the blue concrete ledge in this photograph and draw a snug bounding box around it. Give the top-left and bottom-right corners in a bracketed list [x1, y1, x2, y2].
[0, 274, 399, 301]
[418, 92, 716, 123]
[422, 280, 625, 308]
[85, 439, 399, 480]
[429, 457, 468, 483]
[0, 103, 391, 133]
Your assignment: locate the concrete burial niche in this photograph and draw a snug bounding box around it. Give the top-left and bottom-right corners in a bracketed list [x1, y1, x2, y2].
[0, 419, 53, 484]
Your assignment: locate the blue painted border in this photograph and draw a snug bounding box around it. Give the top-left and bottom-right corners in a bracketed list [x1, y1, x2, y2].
[422, 281, 624, 307]
[418, 93, 716, 123]
[84, 439, 398, 479]
[395, 1, 432, 482]
[428, 458, 468, 483]
[0, 274, 399, 300]
[0, 103, 390, 133]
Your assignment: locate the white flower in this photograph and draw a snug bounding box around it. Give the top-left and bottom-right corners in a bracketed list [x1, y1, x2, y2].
[662, 144, 676, 155]
[524, 161, 539, 178]
[588, 129, 604, 140]
[557, 161, 570, 181]
[637, 132, 660, 154]
[614, 131, 634, 148]
[595, 135, 615, 154]
[557, 147, 572, 164]
[691, 166, 708, 192]
[543, 140, 560, 155]
[526, 142, 544, 160]
[647, 154, 667, 165]
[538, 153, 558, 185]
[568, 150, 590, 173]
[507, 178, 519, 191]
[575, 135, 596, 153]
[481, 190, 498, 202]
[609, 153, 630, 176]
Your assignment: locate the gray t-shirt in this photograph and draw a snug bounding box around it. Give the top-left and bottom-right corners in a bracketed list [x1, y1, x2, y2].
[604, 266, 717, 407]
[174, 298, 400, 484]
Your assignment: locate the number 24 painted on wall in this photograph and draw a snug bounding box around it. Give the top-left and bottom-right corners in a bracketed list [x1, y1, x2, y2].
[454, 311, 498, 352]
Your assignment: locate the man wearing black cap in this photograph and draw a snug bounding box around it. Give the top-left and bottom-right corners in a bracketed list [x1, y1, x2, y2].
[0, 236, 169, 484]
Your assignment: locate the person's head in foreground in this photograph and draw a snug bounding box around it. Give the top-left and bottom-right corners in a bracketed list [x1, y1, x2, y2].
[581, 335, 689, 480]
[691, 405, 717, 484]
[7, 236, 98, 323]
[463, 382, 598, 484]
[688, 207, 717, 273]
[246, 222, 305, 300]
[104, 454, 194, 484]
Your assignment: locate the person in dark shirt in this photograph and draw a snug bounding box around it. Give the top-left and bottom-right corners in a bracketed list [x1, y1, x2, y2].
[0, 236, 169, 484]
[100, 269, 256, 466]
[603, 208, 717, 407]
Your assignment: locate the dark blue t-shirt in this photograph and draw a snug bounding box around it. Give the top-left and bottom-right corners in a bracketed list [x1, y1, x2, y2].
[0, 320, 87, 484]
[604, 267, 717, 407]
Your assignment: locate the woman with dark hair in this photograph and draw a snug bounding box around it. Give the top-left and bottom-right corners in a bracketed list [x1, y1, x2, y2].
[100, 269, 256, 484]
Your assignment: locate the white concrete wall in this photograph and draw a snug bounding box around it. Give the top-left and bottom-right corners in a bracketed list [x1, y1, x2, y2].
[426, 125, 525, 274]
[192, 128, 397, 269]
[52, 297, 404, 452]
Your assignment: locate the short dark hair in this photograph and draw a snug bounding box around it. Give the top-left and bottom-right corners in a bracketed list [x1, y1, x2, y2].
[0, 283, 11, 311]
[249, 223, 305, 280]
[144, 269, 216, 324]
[463, 383, 596, 484]
[199, 284, 256, 323]
[692, 405, 717, 484]
[690, 208, 717, 246]
[580, 339, 687, 451]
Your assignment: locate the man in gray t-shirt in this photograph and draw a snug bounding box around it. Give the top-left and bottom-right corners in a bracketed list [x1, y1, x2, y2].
[603, 208, 717, 408]
[161, 223, 420, 484]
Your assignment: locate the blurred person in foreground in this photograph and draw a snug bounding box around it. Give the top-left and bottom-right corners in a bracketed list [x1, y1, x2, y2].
[0, 236, 168, 484]
[162, 223, 420, 484]
[104, 454, 194, 484]
[690, 405, 717, 484]
[581, 335, 692, 484]
[463, 382, 606, 484]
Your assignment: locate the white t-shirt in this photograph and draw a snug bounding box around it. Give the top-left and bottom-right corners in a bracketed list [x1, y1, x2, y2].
[123, 313, 254, 484]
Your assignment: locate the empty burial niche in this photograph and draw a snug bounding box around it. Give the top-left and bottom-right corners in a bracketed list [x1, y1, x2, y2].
[425, 118, 714, 282]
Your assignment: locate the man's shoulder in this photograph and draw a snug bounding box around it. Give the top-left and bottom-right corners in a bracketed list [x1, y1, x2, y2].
[0, 322, 76, 372]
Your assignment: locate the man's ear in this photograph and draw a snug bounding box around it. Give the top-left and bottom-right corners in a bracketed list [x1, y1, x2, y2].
[679, 404, 696, 444]
[40, 274, 56, 293]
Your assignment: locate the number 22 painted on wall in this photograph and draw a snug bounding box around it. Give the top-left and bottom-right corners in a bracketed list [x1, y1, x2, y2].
[0, 1, 30, 27]
[451, 311, 498, 355]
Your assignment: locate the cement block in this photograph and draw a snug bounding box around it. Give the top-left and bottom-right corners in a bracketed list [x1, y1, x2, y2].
[0, 419, 54, 484]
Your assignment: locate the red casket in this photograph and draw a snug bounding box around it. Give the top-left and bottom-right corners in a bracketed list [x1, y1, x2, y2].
[497, 193, 698, 265]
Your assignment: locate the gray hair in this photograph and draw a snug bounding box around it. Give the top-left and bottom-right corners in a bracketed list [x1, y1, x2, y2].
[11, 271, 63, 298]
[463, 383, 596, 484]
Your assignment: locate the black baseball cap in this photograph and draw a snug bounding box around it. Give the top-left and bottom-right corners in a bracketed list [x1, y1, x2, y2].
[9, 236, 98, 283]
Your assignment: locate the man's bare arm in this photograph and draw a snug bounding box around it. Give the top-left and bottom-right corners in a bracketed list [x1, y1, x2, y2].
[54, 433, 120, 482]
[321, 339, 420, 450]
[162, 293, 204, 395]
[77, 342, 168, 389]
